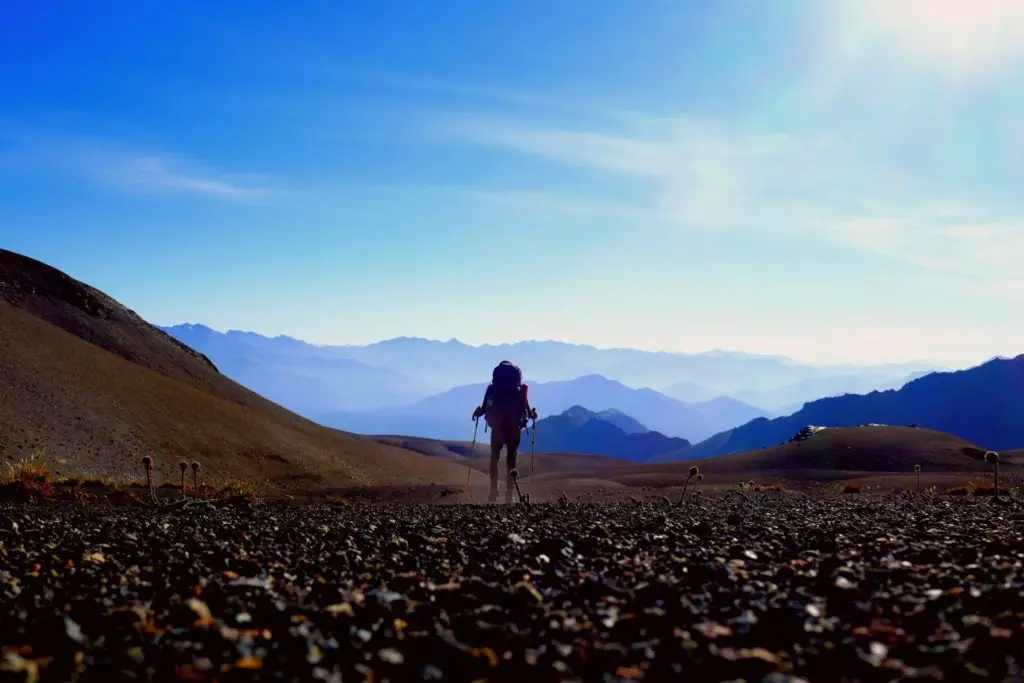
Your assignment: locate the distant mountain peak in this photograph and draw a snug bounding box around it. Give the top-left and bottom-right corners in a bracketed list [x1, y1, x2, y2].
[561, 373, 622, 385]
[167, 322, 215, 332]
[532, 405, 688, 461]
[563, 404, 594, 415]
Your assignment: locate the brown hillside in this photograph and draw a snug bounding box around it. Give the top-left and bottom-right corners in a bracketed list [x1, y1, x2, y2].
[0, 250, 463, 490]
[612, 426, 1014, 487]
[372, 434, 633, 474]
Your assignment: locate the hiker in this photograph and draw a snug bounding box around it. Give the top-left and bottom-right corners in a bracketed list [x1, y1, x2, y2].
[472, 361, 538, 503]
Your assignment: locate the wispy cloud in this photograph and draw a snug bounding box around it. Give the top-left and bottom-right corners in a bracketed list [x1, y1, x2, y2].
[427, 113, 859, 230]
[828, 217, 1024, 297]
[0, 125, 274, 202]
[82, 153, 262, 199]
[448, 187, 656, 222]
[427, 108, 1024, 298]
[434, 113, 672, 177]
[305, 66, 657, 127]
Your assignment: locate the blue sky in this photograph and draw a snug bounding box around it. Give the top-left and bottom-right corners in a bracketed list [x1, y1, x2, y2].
[2, 0, 1022, 365]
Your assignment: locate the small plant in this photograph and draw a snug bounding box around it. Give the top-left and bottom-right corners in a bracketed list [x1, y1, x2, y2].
[507, 468, 528, 505]
[914, 464, 921, 496]
[191, 461, 200, 493]
[841, 482, 863, 494]
[740, 480, 762, 493]
[680, 465, 699, 503]
[966, 479, 997, 496]
[2, 450, 56, 499]
[693, 473, 704, 497]
[141, 456, 156, 503]
[179, 460, 189, 497]
[215, 479, 261, 504]
[985, 451, 1000, 498]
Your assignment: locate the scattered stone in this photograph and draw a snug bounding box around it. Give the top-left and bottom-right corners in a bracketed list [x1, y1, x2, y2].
[0, 494, 1020, 680]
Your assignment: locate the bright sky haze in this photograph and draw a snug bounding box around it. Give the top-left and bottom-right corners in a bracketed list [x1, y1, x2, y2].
[1, 0, 1022, 365]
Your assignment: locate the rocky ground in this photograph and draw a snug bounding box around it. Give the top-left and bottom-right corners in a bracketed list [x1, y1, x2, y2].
[1, 492, 1022, 682]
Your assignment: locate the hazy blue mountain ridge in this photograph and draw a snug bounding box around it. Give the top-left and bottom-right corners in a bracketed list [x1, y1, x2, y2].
[320, 374, 768, 442]
[686, 355, 1024, 458]
[531, 406, 690, 461]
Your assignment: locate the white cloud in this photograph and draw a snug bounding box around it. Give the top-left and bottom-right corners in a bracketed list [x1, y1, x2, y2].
[435, 114, 671, 178]
[429, 110, 1024, 301]
[448, 187, 656, 221]
[827, 216, 1024, 298]
[0, 125, 272, 201]
[429, 114, 843, 231]
[84, 153, 260, 199]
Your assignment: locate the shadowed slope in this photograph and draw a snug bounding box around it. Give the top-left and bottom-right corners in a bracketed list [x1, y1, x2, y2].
[0, 250, 463, 490]
[532, 406, 690, 461]
[614, 426, 1016, 487]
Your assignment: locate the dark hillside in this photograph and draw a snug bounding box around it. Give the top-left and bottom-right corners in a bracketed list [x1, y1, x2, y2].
[688, 356, 1024, 457]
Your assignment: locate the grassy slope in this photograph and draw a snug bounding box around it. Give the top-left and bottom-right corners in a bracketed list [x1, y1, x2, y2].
[375, 427, 1018, 495]
[610, 426, 1015, 487]
[0, 300, 464, 491]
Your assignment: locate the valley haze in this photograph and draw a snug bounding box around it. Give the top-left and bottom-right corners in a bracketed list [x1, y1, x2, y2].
[162, 323, 941, 443]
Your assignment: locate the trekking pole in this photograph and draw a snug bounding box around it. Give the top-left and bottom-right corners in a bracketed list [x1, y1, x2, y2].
[467, 417, 479, 493]
[530, 415, 537, 497]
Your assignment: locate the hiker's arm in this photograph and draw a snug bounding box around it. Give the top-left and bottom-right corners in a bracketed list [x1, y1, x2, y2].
[472, 386, 492, 419]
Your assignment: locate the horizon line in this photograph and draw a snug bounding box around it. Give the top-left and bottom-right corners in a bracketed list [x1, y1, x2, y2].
[158, 321, 967, 369]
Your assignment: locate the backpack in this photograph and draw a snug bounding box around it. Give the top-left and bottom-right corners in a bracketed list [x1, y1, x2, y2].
[485, 361, 527, 430]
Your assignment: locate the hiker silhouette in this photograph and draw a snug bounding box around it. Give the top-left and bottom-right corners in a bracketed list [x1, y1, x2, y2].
[472, 361, 537, 503]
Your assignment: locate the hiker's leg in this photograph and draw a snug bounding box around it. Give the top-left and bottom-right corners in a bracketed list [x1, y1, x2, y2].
[507, 428, 521, 474]
[488, 428, 501, 501]
[505, 427, 522, 502]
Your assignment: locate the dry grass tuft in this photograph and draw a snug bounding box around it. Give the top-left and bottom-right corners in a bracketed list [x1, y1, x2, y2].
[59, 474, 116, 489]
[841, 482, 864, 494]
[739, 480, 783, 493]
[1, 449, 56, 499]
[966, 479, 997, 497]
[213, 479, 261, 504]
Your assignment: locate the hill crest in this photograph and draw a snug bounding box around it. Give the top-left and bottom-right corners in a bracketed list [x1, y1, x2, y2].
[0, 249, 462, 490]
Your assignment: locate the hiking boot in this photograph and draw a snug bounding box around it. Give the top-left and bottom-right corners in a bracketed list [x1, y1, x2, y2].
[488, 489, 498, 503]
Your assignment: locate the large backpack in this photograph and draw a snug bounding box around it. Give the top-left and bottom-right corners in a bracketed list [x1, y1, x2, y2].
[485, 361, 526, 430]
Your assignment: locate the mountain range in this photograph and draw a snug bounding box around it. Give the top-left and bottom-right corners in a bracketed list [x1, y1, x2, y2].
[0, 249, 462, 489]
[161, 324, 941, 415]
[159, 324, 439, 417]
[2, 247, 1021, 497]
[531, 406, 689, 461]
[319, 375, 769, 442]
[688, 354, 1024, 457]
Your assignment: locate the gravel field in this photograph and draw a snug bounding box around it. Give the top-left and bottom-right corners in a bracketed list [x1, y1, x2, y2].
[1, 493, 1023, 682]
